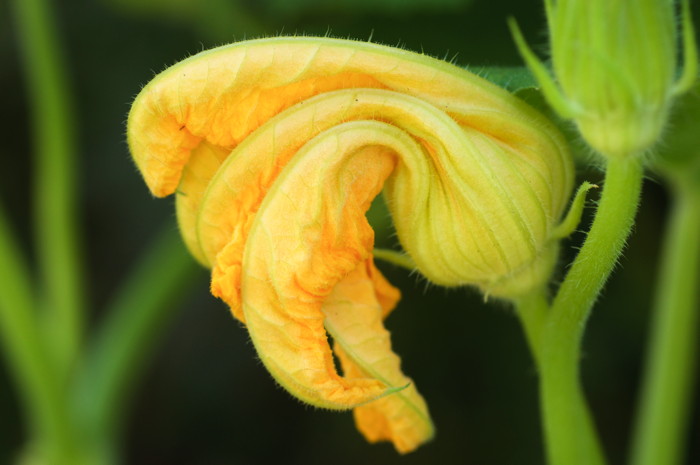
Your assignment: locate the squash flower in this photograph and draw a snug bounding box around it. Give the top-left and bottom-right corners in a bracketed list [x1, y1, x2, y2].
[127, 37, 574, 453]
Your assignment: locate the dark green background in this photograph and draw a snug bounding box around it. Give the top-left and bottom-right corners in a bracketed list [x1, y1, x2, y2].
[1, 0, 698, 464]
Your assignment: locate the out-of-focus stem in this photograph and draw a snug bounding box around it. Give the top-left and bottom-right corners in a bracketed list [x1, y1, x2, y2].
[630, 185, 700, 465]
[74, 228, 199, 462]
[0, 206, 79, 464]
[11, 0, 84, 374]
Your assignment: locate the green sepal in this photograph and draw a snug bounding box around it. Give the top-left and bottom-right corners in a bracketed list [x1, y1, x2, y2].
[472, 65, 537, 93]
[373, 248, 416, 270]
[551, 182, 598, 240]
[507, 17, 575, 119]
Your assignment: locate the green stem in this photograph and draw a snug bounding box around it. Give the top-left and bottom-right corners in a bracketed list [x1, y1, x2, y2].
[541, 156, 644, 465]
[514, 288, 549, 367]
[11, 0, 83, 374]
[629, 185, 700, 465]
[73, 228, 199, 462]
[0, 206, 78, 464]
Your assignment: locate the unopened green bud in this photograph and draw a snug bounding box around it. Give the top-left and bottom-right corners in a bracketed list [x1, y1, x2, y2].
[511, 0, 698, 158]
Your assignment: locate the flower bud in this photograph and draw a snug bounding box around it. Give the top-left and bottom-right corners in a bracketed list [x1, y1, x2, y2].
[127, 37, 575, 452]
[511, 0, 698, 158]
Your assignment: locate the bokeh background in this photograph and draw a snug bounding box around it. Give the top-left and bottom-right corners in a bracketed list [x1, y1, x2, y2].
[1, 0, 698, 464]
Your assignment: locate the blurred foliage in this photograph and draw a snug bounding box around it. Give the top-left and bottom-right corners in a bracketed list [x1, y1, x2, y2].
[474, 65, 536, 91]
[104, 0, 267, 39]
[652, 83, 700, 187]
[105, 0, 475, 40]
[1, 0, 699, 464]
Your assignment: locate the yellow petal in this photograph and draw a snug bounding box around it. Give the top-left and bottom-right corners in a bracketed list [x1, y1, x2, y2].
[175, 140, 229, 265]
[239, 122, 422, 408]
[200, 89, 437, 313]
[325, 260, 434, 453]
[128, 37, 570, 200]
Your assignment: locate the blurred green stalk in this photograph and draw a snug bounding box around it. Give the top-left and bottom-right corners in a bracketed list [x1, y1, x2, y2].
[8, 0, 203, 463]
[8, 0, 84, 461]
[74, 228, 199, 464]
[630, 185, 700, 465]
[0, 207, 80, 463]
[11, 0, 84, 376]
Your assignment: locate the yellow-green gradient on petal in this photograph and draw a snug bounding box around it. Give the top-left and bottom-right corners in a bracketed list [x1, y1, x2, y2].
[127, 37, 574, 453]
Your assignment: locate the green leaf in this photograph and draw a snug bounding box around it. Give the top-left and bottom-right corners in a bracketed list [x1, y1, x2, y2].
[471, 65, 537, 92]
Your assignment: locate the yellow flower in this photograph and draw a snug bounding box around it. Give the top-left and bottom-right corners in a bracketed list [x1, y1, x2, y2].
[127, 37, 573, 453]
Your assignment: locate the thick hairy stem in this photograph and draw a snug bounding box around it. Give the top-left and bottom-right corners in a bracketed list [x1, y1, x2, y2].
[541, 157, 644, 465]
